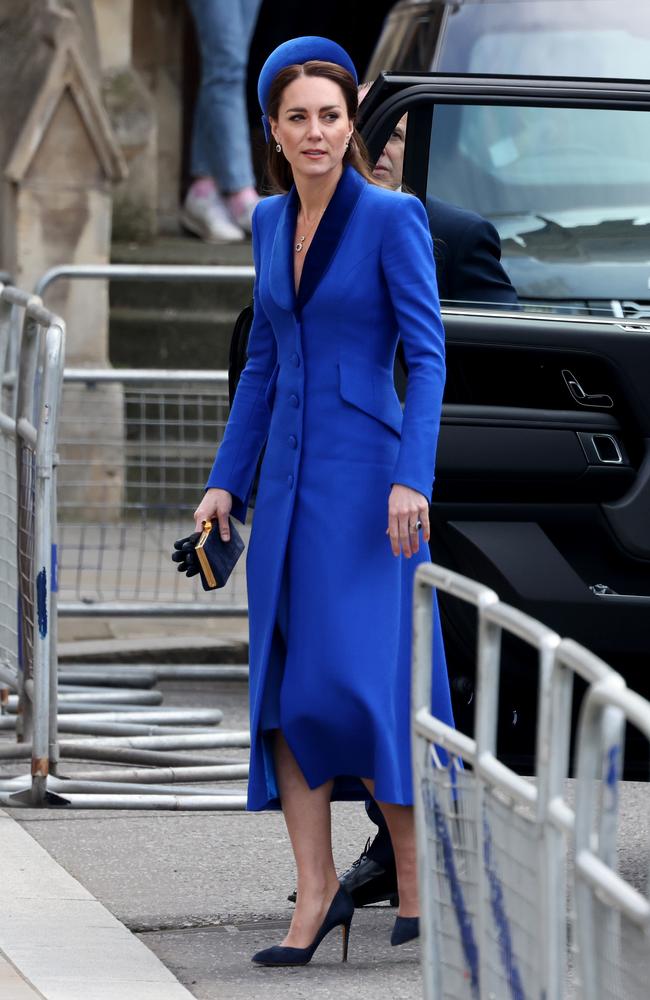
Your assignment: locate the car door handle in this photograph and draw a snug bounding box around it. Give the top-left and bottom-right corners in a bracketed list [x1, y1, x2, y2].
[561, 370, 613, 409]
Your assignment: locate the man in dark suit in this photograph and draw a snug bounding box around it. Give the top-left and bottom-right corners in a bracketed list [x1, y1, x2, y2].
[337, 102, 517, 909]
[367, 99, 517, 308]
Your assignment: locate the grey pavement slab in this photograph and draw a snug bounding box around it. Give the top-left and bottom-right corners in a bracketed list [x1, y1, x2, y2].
[57, 615, 249, 648]
[0, 808, 194, 999]
[139, 908, 421, 1000]
[9, 804, 376, 931]
[57, 634, 248, 664]
[0, 950, 45, 999]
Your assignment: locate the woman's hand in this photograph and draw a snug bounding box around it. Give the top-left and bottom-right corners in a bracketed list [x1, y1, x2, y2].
[387, 484, 430, 558]
[194, 488, 233, 541]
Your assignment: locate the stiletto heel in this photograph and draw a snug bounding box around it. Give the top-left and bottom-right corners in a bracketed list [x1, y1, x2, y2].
[341, 917, 352, 962]
[252, 887, 354, 966]
[391, 915, 420, 946]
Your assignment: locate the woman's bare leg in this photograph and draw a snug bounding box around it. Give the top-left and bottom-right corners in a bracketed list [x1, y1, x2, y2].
[275, 731, 341, 947]
[362, 779, 419, 917]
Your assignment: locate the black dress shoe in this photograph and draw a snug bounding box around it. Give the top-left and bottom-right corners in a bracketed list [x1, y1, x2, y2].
[288, 838, 399, 908]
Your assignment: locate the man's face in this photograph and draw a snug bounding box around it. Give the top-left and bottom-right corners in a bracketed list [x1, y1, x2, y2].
[371, 114, 407, 189]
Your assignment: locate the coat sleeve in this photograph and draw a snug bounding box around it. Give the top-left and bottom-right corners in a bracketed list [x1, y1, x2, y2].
[452, 215, 518, 306]
[205, 205, 277, 522]
[381, 194, 446, 501]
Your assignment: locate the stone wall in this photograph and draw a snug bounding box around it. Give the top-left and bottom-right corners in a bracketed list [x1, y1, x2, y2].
[0, 0, 127, 517]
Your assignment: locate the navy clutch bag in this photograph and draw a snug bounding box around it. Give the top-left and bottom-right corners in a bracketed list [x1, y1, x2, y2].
[172, 518, 245, 591]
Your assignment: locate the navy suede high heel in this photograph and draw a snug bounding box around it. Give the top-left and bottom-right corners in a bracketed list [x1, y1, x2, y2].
[252, 887, 354, 966]
[391, 915, 420, 946]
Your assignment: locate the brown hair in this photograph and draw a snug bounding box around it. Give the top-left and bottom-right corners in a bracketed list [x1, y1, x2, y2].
[265, 60, 380, 193]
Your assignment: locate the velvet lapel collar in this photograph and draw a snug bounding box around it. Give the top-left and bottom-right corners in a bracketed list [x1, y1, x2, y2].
[268, 166, 366, 314]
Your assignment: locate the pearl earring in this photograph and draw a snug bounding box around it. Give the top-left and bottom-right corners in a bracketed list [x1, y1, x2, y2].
[275, 143, 282, 153]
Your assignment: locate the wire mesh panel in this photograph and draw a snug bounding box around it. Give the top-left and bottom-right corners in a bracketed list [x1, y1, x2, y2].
[16, 439, 35, 689]
[419, 758, 481, 999]
[583, 881, 650, 1000]
[478, 788, 541, 996]
[573, 683, 650, 1000]
[419, 751, 544, 999]
[57, 373, 248, 613]
[0, 292, 20, 688]
[0, 429, 18, 681]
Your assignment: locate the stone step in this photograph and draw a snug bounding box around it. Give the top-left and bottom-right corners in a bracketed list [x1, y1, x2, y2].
[112, 236, 254, 266]
[109, 306, 237, 368]
[111, 235, 253, 311]
[109, 236, 255, 368]
[109, 277, 252, 314]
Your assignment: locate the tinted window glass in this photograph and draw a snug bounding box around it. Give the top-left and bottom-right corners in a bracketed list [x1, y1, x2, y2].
[436, 1, 650, 79]
[424, 103, 650, 316]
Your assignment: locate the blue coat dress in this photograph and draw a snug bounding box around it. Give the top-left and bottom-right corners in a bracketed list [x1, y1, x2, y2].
[207, 165, 455, 811]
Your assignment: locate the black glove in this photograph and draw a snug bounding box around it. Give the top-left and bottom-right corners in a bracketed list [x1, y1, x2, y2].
[171, 531, 202, 578]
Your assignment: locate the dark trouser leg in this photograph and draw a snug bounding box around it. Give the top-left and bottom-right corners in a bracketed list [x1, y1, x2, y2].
[365, 797, 396, 869]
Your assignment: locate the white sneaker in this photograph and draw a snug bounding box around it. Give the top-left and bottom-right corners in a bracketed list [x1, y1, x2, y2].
[180, 189, 245, 243]
[227, 193, 261, 235]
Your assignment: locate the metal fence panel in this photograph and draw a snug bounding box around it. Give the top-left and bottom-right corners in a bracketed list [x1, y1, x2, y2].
[573, 682, 650, 1000]
[57, 371, 248, 615]
[33, 264, 256, 618]
[411, 562, 650, 1000]
[0, 269, 252, 811]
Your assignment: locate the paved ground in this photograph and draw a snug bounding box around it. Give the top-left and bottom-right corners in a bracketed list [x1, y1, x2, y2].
[2, 617, 649, 999]
[1, 653, 424, 999]
[0, 804, 193, 999]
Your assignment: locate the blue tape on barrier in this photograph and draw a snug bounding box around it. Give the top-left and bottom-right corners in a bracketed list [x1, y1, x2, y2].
[51, 543, 58, 593]
[482, 809, 526, 1000]
[17, 594, 23, 670]
[424, 780, 480, 997]
[36, 567, 47, 638]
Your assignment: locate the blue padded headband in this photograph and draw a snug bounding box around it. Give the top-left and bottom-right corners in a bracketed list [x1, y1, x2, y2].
[257, 36, 358, 142]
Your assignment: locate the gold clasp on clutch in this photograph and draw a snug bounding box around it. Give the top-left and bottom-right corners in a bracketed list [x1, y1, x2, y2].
[195, 519, 218, 589]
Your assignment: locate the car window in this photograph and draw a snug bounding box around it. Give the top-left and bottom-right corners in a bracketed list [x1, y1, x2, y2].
[420, 102, 650, 318]
[436, 1, 650, 79]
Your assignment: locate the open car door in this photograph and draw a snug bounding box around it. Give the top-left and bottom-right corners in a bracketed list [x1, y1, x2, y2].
[359, 75, 650, 769]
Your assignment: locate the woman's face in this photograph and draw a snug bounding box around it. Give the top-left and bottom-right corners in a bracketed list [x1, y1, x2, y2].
[270, 75, 353, 183]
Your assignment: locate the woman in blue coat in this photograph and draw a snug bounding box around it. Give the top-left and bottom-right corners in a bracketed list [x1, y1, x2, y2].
[194, 37, 455, 965]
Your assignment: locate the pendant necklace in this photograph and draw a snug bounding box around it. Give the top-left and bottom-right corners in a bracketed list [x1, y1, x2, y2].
[295, 208, 325, 253]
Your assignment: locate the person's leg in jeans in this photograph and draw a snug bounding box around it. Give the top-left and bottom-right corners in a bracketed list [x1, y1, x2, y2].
[184, 0, 261, 237]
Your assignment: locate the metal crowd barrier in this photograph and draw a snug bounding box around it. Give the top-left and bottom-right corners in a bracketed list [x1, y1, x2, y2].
[0, 284, 65, 804]
[0, 274, 251, 809]
[36, 263, 255, 619]
[412, 562, 649, 1000]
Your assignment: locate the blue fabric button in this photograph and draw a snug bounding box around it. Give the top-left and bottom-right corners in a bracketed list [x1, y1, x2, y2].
[290, 353, 300, 367]
[287, 474, 294, 488]
[289, 394, 299, 407]
[288, 435, 297, 449]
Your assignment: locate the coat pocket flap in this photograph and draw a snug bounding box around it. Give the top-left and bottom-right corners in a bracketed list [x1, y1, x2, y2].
[338, 360, 403, 436]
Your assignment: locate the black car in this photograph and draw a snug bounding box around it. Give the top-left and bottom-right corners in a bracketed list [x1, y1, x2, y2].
[357, 71, 650, 769]
[366, 0, 650, 319]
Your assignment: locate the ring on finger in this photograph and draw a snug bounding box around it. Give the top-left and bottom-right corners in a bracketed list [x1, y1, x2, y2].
[409, 519, 423, 534]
